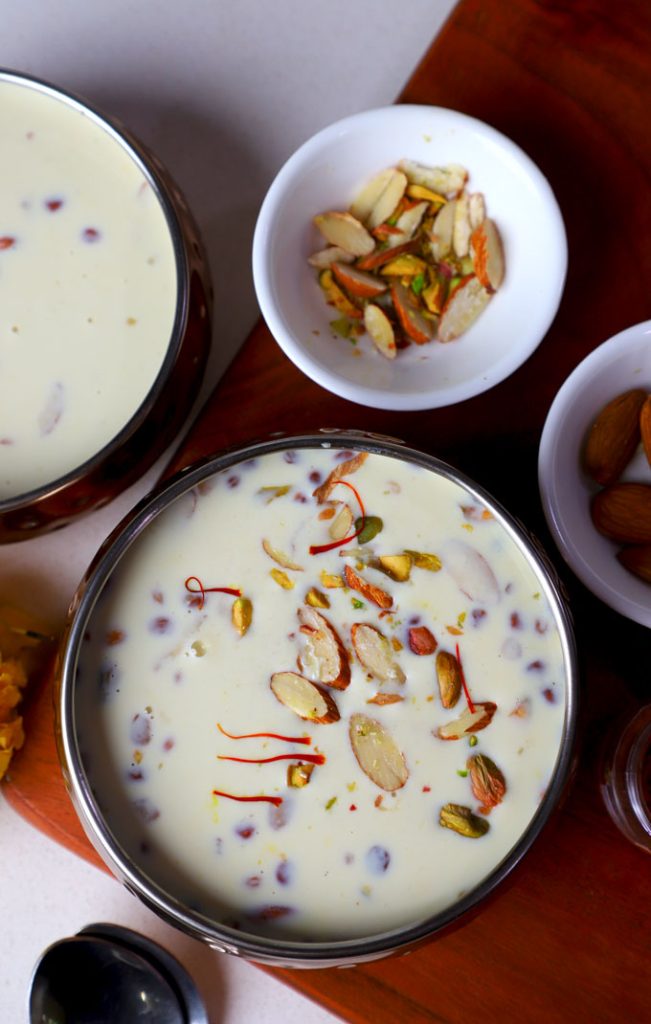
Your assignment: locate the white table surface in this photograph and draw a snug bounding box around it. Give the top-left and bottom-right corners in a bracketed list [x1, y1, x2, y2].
[0, 2, 456, 1019]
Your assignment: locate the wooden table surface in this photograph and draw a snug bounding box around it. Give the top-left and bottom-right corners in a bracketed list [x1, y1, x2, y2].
[6, 0, 651, 1020]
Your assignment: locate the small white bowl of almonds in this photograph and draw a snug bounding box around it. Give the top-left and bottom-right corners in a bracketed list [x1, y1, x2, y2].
[253, 105, 567, 410]
[539, 320, 651, 628]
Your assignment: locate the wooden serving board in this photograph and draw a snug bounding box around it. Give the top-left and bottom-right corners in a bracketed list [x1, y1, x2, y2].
[6, 1, 651, 1020]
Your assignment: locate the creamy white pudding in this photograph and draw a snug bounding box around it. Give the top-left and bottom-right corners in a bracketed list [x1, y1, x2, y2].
[0, 77, 177, 498]
[76, 446, 568, 942]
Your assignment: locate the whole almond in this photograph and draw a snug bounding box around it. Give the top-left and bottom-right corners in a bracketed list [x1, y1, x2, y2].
[617, 544, 651, 584]
[591, 483, 651, 544]
[640, 395, 651, 468]
[583, 388, 646, 486]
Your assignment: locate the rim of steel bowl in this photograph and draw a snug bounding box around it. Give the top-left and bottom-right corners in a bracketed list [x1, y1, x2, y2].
[57, 430, 579, 968]
[0, 68, 207, 537]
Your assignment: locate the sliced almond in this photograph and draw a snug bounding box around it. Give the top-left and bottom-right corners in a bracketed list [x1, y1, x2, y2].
[452, 192, 471, 258]
[331, 261, 388, 299]
[398, 160, 468, 199]
[350, 168, 397, 223]
[307, 246, 355, 269]
[390, 200, 430, 244]
[390, 281, 434, 345]
[329, 503, 354, 541]
[435, 649, 461, 708]
[468, 192, 486, 230]
[366, 169, 408, 229]
[438, 275, 492, 343]
[297, 606, 350, 689]
[364, 303, 397, 360]
[349, 712, 409, 791]
[471, 218, 504, 292]
[428, 199, 455, 260]
[262, 538, 304, 571]
[270, 671, 340, 723]
[313, 211, 375, 256]
[344, 564, 393, 610]
[313, 451, 368, 503]
[408, 625, 437, 656]
[376, 553, 412, 582]
[443, 539, 500, 605]
[436, 701, 497, 740]
[351, 623, 406, 683]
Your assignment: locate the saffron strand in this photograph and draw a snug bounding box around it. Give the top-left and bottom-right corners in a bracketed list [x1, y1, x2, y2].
[212, 789, 283, 807]
[218, 753, 326, 765]
[455, 643, 476, 713]
[310, 479, 367, 555]
[185, 576, 241, 610]
[217, 723, 312, 745]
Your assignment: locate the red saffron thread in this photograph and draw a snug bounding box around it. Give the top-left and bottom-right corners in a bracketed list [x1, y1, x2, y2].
[218, 753, 326, 765]
[217, 723, 312, 745]
[309, 480, 366, 555]
[185, 576, 241, 609]
[212, 789, 283, 807]
[455, 643, 476, 713]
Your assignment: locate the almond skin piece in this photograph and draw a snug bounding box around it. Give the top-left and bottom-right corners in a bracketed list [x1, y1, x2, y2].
[313, 451, 368, 503]
[436, 650, 462, 708]
[297, 606, 351, 689]
[641, 396, 651, 468]
[408, 626, 438, 656]
[467, 753, 506, 813]
[270, 671, 340, 723]
[583, 389, 646, 486]
[349, 712, 409, 791]
[617, 544, 651, 583]
[344, 564, 393, 610]
[591, 483, 651, 544]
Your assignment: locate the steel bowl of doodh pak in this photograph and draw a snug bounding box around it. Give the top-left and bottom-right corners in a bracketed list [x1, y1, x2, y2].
[0, 69, 211, 541]
[58, 432, 577, 967]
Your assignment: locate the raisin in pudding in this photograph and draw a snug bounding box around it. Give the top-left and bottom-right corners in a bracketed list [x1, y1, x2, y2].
[65, 438, 575, 955]
[0, 73, 177, 500]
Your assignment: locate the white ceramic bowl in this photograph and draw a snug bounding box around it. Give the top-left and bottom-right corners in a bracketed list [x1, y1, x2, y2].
[539, 320, 651, 628]
[252, 105, 567, 411]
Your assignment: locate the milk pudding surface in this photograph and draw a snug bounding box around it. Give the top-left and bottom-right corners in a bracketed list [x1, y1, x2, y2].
[0, 78, 177, 498]
[75, 445, 568, 942]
